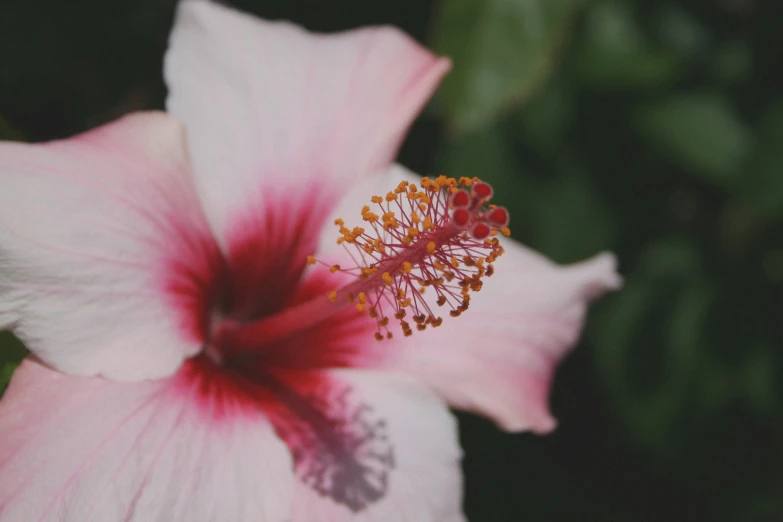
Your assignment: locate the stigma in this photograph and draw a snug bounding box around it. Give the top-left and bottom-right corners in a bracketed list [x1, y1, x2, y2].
[309, 175, 509, 340]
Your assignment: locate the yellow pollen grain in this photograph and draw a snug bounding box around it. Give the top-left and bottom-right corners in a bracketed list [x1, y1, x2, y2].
[330, 264, 340, 273]
[356, 303, 365, 312]
[426, 241, 436, 254]
[358, 292, 367, 304]
[328, 291, 337, 302]
[334, 218, 344, 226]
[371, 195, 383, 204]
[382, 272, 393, 285]
[501, 227, 511, 237]
[402, 261, 412, 274]
[306, 255, 316, 265]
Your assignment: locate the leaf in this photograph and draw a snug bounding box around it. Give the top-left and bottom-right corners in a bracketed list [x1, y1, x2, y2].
[633, 93, 752, 187]
[655, 5, 711, 59]
[742, 100, 783, 219]
[589, 238, 711, 453]
[576, 1, 682, 89]
[515, 74, 575, 155]
[432, 0, 583, 134]
[0, 332, 27, 397]
[526, 165, 619, 263]
[0, 113, 23, 141]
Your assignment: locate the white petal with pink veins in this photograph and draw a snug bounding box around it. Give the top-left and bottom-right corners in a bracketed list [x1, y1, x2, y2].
[284, 369, 465, 522]
[391, 247, 621, 433]
[0, 358, 294, 522]
[164, 0, 451, 253]
[0, 112, 223, 381]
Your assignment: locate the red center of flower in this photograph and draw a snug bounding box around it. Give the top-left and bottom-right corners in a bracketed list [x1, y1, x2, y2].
[169, 175, 509, 513]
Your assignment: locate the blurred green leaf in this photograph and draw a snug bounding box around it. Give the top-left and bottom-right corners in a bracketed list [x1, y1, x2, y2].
[743, 100, 783, 219]
[576, 0, 682, 89]
[633, 93, 752, 187]
[526, 165, 618, 262]
[739, 343, 779, 414]
[515, 75, 575, 155]
[0, 114, 23, 141]
[433, 0, 583, 134]
[0, 332, 26, 396]
[591, 238, 709, 452]
[711, 40, 753, 84]
[591, 236, 780, 458]
[762, 249, 783, 284]
[655, 5, 711, 59]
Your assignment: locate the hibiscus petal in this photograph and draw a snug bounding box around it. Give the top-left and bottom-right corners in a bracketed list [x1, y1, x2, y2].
[0, 113, 225, 380]
[390, 246, 621, 433]
[164, 1, 450, 318]
[0, 358, 294, 522]
[317, 164, 622, 433]
[249, 368, 464, 522]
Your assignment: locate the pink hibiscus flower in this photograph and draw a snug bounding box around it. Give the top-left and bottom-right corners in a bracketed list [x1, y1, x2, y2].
[0, 1, 621, 520]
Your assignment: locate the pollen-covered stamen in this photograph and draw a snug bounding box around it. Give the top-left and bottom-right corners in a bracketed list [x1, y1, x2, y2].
[314, 175, 509, 340]
[219, 176, 510, 353]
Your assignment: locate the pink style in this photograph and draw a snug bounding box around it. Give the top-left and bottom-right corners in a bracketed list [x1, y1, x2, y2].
[0, 1, 621, 521]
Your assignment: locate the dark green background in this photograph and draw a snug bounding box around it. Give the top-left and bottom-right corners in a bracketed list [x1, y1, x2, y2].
[1, 0, 782, 520]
